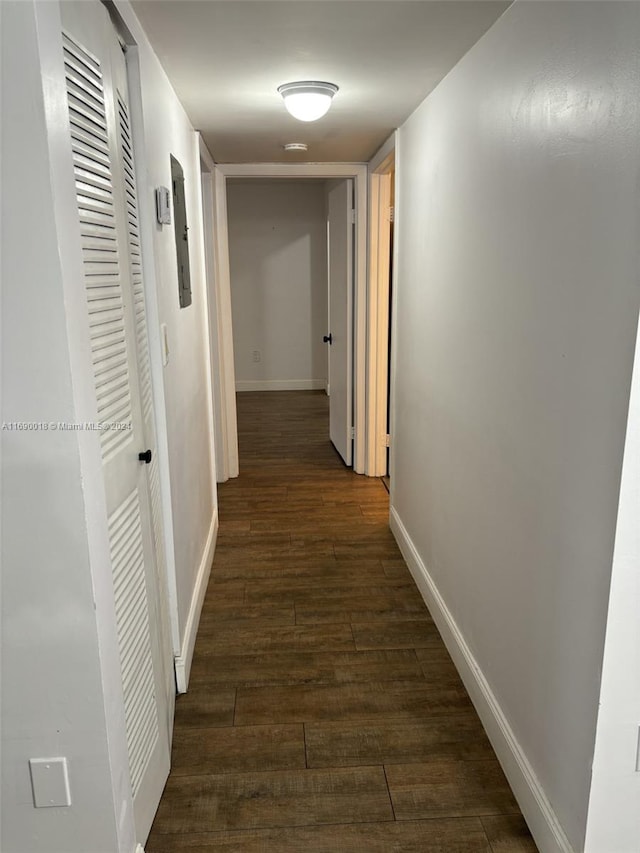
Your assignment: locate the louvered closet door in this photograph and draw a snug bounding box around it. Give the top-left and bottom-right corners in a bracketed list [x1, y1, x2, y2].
[109, 20, 176, 743]
[59, 1, 171, 844]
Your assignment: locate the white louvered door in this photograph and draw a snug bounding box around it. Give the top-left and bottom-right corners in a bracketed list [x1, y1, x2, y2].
[109, 22, 176, 746]
[60, 1, 171, 844]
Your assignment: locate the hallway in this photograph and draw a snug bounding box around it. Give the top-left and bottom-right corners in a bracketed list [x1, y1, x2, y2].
[146, 392, 536, 852]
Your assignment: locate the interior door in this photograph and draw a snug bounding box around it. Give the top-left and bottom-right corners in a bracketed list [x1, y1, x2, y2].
[60, 1, 171, 843]
[109, 15, 176, 750]
[326, 178, 354, 465]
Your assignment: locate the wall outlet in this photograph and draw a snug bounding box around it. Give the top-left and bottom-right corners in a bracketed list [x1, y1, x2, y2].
[252, 350, 261, 363]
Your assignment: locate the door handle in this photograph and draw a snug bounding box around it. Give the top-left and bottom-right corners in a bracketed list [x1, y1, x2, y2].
[138, 449, 152, 464]
[323, 334, 332, 345]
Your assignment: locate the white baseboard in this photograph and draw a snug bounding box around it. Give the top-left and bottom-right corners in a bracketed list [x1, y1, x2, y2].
[389, 506, 574, 853]
[174, 508, 218, 694]
[236, 379, 326, 392]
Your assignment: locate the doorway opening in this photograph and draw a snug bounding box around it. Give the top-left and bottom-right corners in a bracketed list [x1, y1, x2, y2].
[226, 179, 330, 397]
[367, 141, 396, 482]
[207, 163, 368, 478]
[224, 177, 356, 468]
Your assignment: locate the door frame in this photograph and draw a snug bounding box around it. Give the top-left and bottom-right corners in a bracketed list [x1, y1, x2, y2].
[212, 162, 368, 475]
[327, 177, 355, 467]
[367, 133, 396, 477]
[198, 138, 239, 481]
[199, 139, 240, 480]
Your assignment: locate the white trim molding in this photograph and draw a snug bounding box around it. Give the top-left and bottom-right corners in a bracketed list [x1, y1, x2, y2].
[215, 162, 368, 475]
[236, 379, 326, 392]
[198, 136, 223, 487]
[369, 131, 396, 174]
[389, 505, 574, 853]
[212, 162, 240, 481]
[366, 133, 396, 477]
[174, 508, 219, 693]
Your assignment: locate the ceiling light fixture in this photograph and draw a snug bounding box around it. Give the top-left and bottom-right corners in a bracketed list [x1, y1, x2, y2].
[277, 81, 338, 122]
[283, 143, 308, 152]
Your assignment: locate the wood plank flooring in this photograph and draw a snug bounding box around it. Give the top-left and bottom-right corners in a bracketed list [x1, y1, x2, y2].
[147, 391, 537, 852]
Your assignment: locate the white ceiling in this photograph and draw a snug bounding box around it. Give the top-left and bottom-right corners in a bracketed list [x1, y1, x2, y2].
[131, 0, 511, 163]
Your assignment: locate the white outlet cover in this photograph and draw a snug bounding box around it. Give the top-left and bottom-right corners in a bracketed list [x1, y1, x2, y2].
[29, 757, 71, 808]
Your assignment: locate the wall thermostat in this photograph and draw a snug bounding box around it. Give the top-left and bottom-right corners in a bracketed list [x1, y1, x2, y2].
[155, 186, 171, 225]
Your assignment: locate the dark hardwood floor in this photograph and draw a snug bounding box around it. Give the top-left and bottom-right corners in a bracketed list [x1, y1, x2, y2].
[147, 391, 537, 852]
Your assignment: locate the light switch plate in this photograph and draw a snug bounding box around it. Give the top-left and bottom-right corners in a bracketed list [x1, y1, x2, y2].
[155, 186, 171, 225]
[29, 757, 71, 808]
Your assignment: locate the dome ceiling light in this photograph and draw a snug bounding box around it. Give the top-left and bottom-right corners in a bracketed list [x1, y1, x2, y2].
[277, 81, 339, 122]
[283, 143, 308, 152]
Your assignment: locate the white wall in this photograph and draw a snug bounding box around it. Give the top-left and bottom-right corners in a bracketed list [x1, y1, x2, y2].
[391, 2, 640, 851]
[1, 3, 129, 850]
[1, 0, 219, 847]
[227, 180, 328, 391]
[116, 1, 217, 675]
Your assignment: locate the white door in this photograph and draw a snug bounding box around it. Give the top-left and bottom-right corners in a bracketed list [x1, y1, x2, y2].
[60, 1, 171, 843]
[326, 179, 354, 465]
[109, 15, 176, 750]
